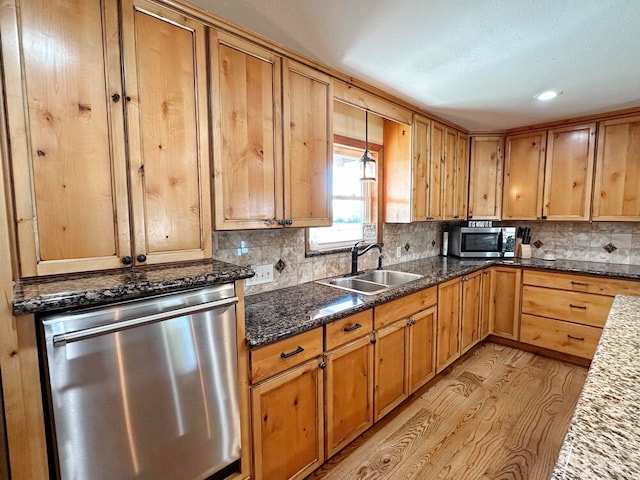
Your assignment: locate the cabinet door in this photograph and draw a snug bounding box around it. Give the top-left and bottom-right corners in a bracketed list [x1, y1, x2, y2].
[480, 268, 493, 339]
[436, 278, 461, 373]
[407, 306, 437, 394]
[325, 335, 374, 458]
[251, 358, 324, 480]
[374, 321, 409, 422]
[455, 133, 469, 220]
[460, 271, 482, 354]
[122, 0, 211, 265]
[283, 59, 333, 227]
[592, 115, 640, 221]
[9, 0, 131, 276]
[543, 124, 596, 221]
[491, 267, 522, 340]
[468, 136, 504, 220]
[442, 128, 458, 220]
[412, 116, 430, 222]
[428, 121, 445, 220]
[503, 132, 546, 220]
[211, 31, 283, 230]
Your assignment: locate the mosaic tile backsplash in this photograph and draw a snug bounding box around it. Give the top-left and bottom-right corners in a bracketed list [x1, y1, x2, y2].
[214, 221, 640, 295]
[213, 223, 442, 294]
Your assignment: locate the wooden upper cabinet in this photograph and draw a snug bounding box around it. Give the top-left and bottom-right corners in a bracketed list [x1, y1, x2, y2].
[411, 116, 430, 222]
[592, 115, 640, 221]
[468, 136, 504, 220]
[543, 123, 596, 221]
[8, 0, 131, 276]
[383, 118, 414, 223]
[6, 0, 212, 275]
[502, 131, 546, 220]
[428, 121, 445, 220]
[282, 59, 333, 227]
[211, 31, 283, 230]
[122, 0, 211, 265]
[455, 133, 469, 220]
[442, 128, 457, 220]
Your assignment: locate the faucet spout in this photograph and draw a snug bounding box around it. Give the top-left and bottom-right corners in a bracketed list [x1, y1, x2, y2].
[349, 242, 383, 276]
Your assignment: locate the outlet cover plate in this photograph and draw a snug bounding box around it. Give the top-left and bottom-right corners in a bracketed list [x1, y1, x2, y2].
[246, 264, 274, 286]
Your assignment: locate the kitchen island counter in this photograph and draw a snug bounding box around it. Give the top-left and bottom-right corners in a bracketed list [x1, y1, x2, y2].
[551, 295, 640, 479]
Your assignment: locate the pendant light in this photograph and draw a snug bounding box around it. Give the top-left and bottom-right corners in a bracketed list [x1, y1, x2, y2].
[360, 110, 376, 182]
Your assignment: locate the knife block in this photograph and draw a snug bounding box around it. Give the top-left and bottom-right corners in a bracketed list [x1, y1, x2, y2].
[515, 239, 531, 259]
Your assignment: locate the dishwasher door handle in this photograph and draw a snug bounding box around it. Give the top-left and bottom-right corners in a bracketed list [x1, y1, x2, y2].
[53, 296, 239, 347]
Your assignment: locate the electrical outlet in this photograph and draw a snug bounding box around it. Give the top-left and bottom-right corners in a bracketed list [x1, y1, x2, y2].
[245, 264, 274, 286]
[396, 246, 402, 258]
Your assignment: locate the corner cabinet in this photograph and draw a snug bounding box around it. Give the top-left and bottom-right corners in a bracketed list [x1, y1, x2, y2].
[5, 0, 211, 276]
[592, 115, 640, 221]
[468, 136, 504, 220]
[211, 32, 333, 230]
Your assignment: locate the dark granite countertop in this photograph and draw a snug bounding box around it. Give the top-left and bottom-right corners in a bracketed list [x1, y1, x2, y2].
[551, 295, 640, 479]
[13, 259, 254, 315]
[245, 256, 640, 348]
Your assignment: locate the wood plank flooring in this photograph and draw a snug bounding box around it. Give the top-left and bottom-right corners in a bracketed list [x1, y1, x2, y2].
[308, 342, 587, 480]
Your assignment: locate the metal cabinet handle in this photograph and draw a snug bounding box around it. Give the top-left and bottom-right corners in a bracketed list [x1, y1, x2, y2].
[370, 338, 377, 345]
[343, 323, 362, 333]
[53, 296, 239, 347]
[285, 219, 293, 225]
[569, 304, 587, 310]
[567, 334, 585, 341]
[121, 256, 133, 265]
[136, 254, 147, 263]
[280, 346, 304, 359]
[111, 93, 121, 102]
[318, 361, 327, 369]
[571, 281, 589, 286]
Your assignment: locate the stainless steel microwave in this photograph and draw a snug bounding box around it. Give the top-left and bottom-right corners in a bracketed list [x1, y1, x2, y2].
[449, 226, 516, 258]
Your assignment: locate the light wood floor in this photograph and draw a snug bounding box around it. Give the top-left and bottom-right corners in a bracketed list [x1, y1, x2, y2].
[308, 342, 587, 480]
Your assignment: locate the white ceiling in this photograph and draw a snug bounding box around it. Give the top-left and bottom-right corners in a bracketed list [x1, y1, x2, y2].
[189, 0, 640, 131]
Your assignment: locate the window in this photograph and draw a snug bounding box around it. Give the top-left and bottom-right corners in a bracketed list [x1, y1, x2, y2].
[307, 137, 380, 252]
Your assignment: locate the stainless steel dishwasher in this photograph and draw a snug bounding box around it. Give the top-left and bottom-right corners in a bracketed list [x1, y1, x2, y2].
[39, 283, 241, 480]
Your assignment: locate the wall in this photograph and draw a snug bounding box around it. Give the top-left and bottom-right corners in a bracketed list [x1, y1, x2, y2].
[213, 222, 442, 295]
[506, 221, 640, 265]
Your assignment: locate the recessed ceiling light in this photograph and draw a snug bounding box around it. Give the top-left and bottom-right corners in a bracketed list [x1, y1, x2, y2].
[533, 90, 562, 101]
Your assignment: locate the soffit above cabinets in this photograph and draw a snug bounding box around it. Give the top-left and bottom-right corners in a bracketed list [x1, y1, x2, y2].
[189, 0, 640, 131]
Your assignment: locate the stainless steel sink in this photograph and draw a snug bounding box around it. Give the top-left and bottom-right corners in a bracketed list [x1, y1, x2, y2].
[317, 269, 423, 295]
[357, 270, 423, 286]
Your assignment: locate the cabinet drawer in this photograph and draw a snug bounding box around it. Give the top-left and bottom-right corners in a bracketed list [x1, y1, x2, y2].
[250, 328, 323, 384]
[374, 287, 437, 328]
[325, 309, 373, 351]
[522, 285, 612, 327]
[523, 270, 640, 297]
[520, 314, 602, 359]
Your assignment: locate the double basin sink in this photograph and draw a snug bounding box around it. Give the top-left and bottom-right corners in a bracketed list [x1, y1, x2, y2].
[316, 269, 424, 295]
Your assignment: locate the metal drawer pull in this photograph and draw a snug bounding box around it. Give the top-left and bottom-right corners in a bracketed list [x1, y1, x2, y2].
[567, 334, 585, 341]
[280, 346, 304, 359]
[569, 304, 588, 309]
[571, 281, 589, 286]
[343, 323, 362, 333]
[53, 296, 239, 347]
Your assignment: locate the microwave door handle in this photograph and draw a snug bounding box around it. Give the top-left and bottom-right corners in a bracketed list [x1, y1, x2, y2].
[52, 296, 239, 347]
[498, 231, 504, 253]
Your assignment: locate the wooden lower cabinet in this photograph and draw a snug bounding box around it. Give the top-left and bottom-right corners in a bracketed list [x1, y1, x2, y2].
[374, 320, 409, 421]
[489, 267, 522, 340]
[480, 268, 492, 338]
[520, 314, 601, 359]
[460, 271, 483, 353]
[325, 335, 375, 457]
[408, 306, 437, 393]
[251, 358, 325, 480]
[436, 277, 461, 372]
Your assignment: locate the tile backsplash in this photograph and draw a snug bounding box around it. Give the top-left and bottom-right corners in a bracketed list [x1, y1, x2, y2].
[510, 221, 640, 265]
[213, 222, 442, 295]
[214, 221, 640, 295]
